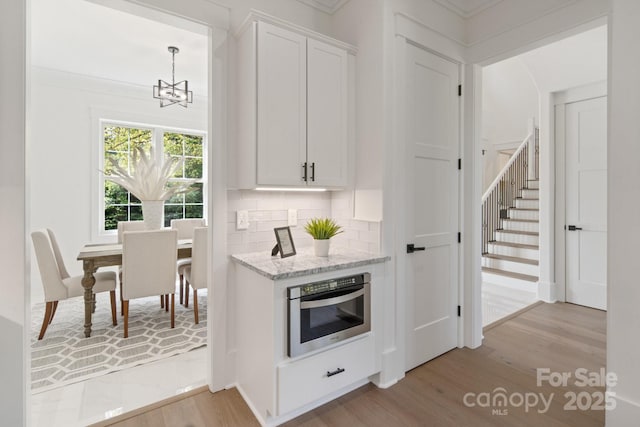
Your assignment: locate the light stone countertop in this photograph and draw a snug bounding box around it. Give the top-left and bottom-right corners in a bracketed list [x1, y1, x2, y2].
[231, 246, 389, 280]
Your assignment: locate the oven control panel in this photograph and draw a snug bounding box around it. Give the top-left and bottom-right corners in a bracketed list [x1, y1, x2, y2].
[288, 273, 370, 299]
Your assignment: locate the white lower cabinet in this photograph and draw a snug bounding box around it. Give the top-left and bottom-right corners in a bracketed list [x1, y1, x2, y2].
[277, 334, 375, 415]
[233, 262, 384, 425]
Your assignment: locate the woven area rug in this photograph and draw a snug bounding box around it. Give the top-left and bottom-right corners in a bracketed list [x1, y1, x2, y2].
[30, 291, 207, 393]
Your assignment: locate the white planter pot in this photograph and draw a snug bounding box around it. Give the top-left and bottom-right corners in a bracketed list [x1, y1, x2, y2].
[313, 239, 331, 257]
[142, 200, 164, 230]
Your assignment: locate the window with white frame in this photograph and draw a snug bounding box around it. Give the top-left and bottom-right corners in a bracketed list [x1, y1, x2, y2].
[100, 121, 206, 232]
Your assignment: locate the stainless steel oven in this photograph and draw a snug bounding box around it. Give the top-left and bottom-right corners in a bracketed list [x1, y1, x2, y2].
[288, 273, 370, 357]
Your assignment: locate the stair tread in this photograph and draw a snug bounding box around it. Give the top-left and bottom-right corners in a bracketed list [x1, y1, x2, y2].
[504, 219, 539, 223]
[483, 253, 539, 265]
[489, 241, 539, 249]
[482, 267, 538, 282]
[496, 229, 539, 236]
[508, 208, 539, 211]
[517, 197, 539, 201]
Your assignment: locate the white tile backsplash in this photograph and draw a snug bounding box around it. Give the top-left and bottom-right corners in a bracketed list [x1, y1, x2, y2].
[227, 190, 381, 256]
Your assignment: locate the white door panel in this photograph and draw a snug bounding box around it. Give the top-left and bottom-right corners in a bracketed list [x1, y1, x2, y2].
[256, 22, 307, 186]
[405, 44, 459, 371]
[565, 96, 607, 310]
[307, 38, 348, 187]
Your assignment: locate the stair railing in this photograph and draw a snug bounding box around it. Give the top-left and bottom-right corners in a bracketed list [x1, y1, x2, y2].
[481, 132, 533, 254]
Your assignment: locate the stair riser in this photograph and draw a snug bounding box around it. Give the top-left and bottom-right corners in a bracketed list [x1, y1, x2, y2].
[482, 257, 539, 276]
[488, 244, 539, 260]
[482, 271, 539, 292]
[495, 231, 539, 245]
[527, 180, 540, 189]
[515, 199, 539, 209]
[509, 209, 539, 220]
[521, 189, 539, 199]
[502, 220, 539, 233]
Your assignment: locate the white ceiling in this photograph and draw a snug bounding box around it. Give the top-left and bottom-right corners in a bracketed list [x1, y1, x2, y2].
[433, 0, 503, 18]
[31, 0, 208, 96]
[519, 25, 607, 93]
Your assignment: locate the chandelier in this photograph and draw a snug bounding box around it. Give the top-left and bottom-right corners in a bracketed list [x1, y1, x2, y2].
[153, 46, 193, 108]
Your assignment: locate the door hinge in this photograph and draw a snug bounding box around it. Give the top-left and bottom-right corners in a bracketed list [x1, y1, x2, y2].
[457, 232, 461, 243]
[458, 84, 462, 96]
[458, 158, 462, 170]
[457, 305, 461, 317]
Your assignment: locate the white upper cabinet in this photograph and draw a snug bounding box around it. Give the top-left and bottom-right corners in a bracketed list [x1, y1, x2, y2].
[235, 14, 354, 189]
[307, 39, 348, 188]
[256, 22, 307, 186]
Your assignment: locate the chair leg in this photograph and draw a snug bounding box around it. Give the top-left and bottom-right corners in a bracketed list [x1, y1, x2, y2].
[179, 274, 184, 305]
[49, 300, 59, 325]
[165, 294, 169, 312]
[38, 302, 54, 340]
[123, 300, 129, 338]
[120, 281, 124, 316]
[109, 290, 117, 326]
[184, 282, 189, 308]
[193, 289, 199, 325]
[170, 294, 175, 329]
[160, 295, 164, 309]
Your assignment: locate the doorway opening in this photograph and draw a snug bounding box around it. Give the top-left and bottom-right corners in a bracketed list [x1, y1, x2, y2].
[480, 25, 608, 327]
[28, 1, 214, 425]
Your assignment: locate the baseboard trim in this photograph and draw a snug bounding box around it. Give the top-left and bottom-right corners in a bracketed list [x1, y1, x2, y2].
[607, 393, 640, 426]
[483, 301, 544, 332]
[537, 281, 557, 302]
[88, 385, 210, 427]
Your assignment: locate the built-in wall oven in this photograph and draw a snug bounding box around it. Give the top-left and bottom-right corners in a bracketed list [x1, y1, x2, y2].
[288, 272, 370, 357]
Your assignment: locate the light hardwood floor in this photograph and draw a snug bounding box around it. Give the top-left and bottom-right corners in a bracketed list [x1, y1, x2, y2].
[102, 302, 606, 427]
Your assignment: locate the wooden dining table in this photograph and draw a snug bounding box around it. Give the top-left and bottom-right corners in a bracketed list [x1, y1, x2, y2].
[77, 239, 192, 338]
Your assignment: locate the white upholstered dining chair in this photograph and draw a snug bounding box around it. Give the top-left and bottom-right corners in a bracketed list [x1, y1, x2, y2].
[171, 218, 206, 306]
[31, 229, 117, 340]
[116, 220, 151, 313]
[184, 227, 208, 324]
[121, 229, 178, 338]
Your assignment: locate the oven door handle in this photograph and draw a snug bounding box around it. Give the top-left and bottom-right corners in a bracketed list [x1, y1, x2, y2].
[300, 288, 365, 310]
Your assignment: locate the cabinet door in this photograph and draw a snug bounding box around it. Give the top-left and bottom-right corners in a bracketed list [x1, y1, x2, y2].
[257, 22, 307, 186]
[306, 38, 348, 188]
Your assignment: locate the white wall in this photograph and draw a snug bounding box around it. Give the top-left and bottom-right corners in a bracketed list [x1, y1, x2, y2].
[0, 1, 27, 425]
[28, 68, 207, 305]
[607, 0, 640, 423]
[482, 56, 539, 190]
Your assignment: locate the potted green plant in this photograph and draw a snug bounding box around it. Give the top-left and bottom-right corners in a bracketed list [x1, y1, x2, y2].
[304, 218, 343, 257]
[103, 147, 194, 229]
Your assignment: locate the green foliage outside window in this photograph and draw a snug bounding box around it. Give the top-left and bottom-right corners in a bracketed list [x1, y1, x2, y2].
[103, 125, 205, 231]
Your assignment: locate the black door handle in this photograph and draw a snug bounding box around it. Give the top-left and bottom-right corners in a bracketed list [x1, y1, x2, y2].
[310, 162, 315, 182]
[302, 162, 308, 182]
[567, 225, 583, 231]
[407, 244, 426, 253]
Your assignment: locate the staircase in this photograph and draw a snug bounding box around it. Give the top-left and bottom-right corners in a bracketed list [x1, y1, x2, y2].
[481, 130, 539, 292]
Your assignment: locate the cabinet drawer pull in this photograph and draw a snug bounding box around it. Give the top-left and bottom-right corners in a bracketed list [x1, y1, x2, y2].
[326, 368, 345, 378]
[310, 162, 315, 182]
[302, 162, 308, 182]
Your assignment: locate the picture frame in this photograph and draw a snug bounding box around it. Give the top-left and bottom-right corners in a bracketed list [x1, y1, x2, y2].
[273, 226, 296, 258]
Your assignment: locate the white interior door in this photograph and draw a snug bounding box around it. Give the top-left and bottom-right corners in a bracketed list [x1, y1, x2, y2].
[404, 44, 459, 371]
[565, 96, 607, 310]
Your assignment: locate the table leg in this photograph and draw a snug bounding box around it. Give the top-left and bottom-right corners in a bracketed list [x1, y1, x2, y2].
[81, 260, 96, 338]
